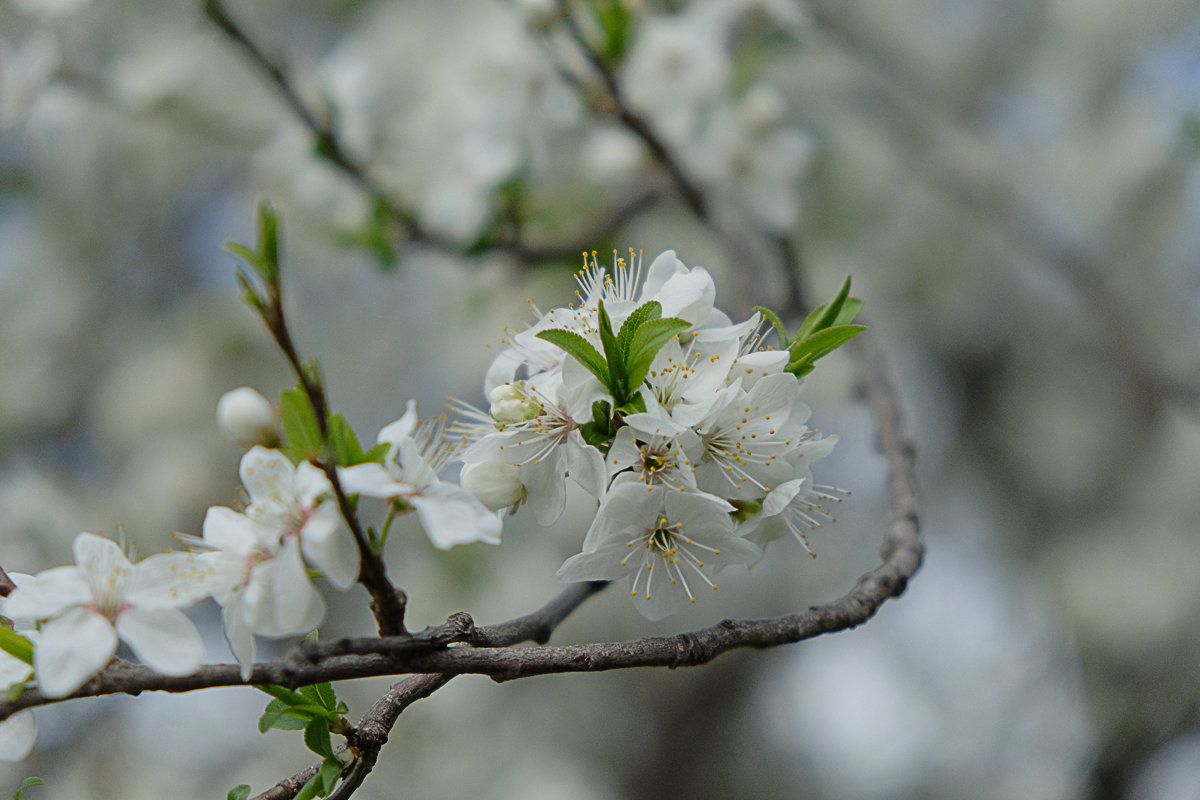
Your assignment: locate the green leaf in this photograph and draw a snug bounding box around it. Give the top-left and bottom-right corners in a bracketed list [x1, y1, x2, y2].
[793, 276, 853, 342]
[256, 201, 280, 282]
[535, 329, 609, 388]
[578, 400, 614, 448]
[256, 684, 307, 706]
[259, 699, 311, 733]
[786, 324, 866, 375]
[299, 681, 339, 713]
[832, 297, 863, 326]
[280, 386, 324, 461]
[13, 777, 42, 800]
[616, 300, 662, 355]
[597, 300, 627, 402]
[226, 785, 251, 800]
[625, 317, 692, 392]
[294, 774, 324, 800]
[363, 442, 390, 462]
[235, 269, 268, 316]
[0, 627, 34, 666]
[327, 413, 369, 466]
[225, 242, 263, 273]
[318, 758, 343, 795]
[753, 305, 790, 348]
[304, 718, 337, 760]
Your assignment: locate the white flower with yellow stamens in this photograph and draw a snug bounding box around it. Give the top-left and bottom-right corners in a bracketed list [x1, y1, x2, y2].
[557, 484, 759, 620]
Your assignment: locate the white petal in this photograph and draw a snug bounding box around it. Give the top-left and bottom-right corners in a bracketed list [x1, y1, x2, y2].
[338, 463, 408, 499]
[412, 483, 503, 548]
[221, 600, 257, 681]
[116, 606, 204, 676]
[0, 711, 36, 761]
[299, 506, 360, 590]
[127, 551, 218, 608]
[73, 532, 130, 584]
[2, 566, 90, 622]
[242, 539, 325, 637]
[35, 608, 118, 698]
[762, 478, 805, 516]
[203, 506, 277, 555]
[377, 400, 418, 445]
[565, 430, 607, 499]
[556, 544, 628, 583]
[239, 447, 297, 507]
[294, 461, 334, 505]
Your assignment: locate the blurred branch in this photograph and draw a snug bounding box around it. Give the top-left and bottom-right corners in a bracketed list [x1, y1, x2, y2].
[801, 0, 1200, 415]
[201, 0, 661, 265]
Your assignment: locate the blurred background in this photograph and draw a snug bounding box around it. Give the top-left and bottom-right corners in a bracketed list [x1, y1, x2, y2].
[2, 0, 1200, 797]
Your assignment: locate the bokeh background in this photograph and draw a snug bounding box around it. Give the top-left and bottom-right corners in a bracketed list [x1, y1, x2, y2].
[2, 0, 1200, 798]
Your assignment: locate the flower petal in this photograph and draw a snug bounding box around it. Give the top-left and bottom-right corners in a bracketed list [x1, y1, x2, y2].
[411, 482, 503, 548]
[338, 463, 409, 499]
[116, 605, 204, 676]
[0, 711, 36, 761]
[35, 607, 118, 699]
[242, 538, 325, 637]
[299, 504, 360, 590]
[377, 400, 418, 445]
[222, 600, 257, 681]
[239, 446, 297, 508]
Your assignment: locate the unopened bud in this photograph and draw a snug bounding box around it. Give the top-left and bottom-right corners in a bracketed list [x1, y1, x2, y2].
[488, 382, 537, 424]
[460, 461, 524, 511]
[216, 387, 277, 445]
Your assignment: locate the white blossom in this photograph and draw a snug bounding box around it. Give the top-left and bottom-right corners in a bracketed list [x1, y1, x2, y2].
[3, 534, 208, 698]
[557, 484, 759, 620]
[340, 401, 502, 549]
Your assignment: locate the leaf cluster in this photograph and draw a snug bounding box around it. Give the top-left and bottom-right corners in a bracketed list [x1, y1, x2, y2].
[252, 678, 350, 799]
[278, 385, 387, 467]
[536, 299, 690, 442]
[756, 276, 865, 377]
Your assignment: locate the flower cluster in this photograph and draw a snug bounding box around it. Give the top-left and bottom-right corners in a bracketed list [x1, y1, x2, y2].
[0, 247, 857, 763]
[454, 250, 847, 619]
[0, 397, 500, 757]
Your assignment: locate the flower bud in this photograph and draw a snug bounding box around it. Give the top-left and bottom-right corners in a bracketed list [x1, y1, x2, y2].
[460, 461, 524, 511]
[488, 382, 537, 424]
[216, 387, 277, 445]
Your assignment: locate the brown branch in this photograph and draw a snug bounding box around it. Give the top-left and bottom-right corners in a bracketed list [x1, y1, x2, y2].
[251, 233, 408, 636]
[0, 336, 920, 718]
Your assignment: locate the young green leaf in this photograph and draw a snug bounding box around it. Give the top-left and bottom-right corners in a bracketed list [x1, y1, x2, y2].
[318, 759, 343, 795]
[832, 297, 863, 326]
[796, 276, 854, 340]
[596, 300, 628, 402]
[279, 386, 324, 461]
[304, 717, 337, 761]
[226, 786, 251, 800]
[786, 324, 866, 375]
[259, 698, 312, 733]
[293, 774, 324, 800]
[535, 329, 609, 388]
[625, 317, 692, 392]
[299, 681, 339, 713]
[0, 627, 34, 666]
[579, 400, 615, 448]
[617, 300, 663, 355]
[753, 305, 791, 348]
[327, 414, 369, 466]
[256, 201, 280, 283]
[12, 777, 42, 800]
